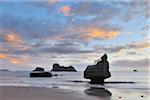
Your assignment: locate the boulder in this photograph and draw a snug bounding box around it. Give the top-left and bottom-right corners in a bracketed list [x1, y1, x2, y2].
[33, 67, 44, 71]
[51, 63, 77, 72]
[84, 54, 111, 84]
[30, 67, 52, 77]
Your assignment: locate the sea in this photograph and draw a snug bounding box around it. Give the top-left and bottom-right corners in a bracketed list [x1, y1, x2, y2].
[0, 70, 149, 100]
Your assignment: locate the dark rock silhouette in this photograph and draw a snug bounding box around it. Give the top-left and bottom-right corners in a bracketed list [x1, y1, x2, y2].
[133, 69, 138, 72]
[84, 54, 111, 84]
[51, 63, 77, 72]
[30, 67, 52, 77]
[33, 67, 44, 71]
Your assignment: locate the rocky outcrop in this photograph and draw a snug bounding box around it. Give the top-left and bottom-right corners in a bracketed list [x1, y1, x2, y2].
[33, 67, 44, 71]
[84, 54, 111, 84]
[30, 67, 52, 77]
[51, 63, 77, 72]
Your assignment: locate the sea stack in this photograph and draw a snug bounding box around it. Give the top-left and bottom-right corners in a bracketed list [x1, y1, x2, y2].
[30, 67, 52, 77]
[84, 54, 111, 84]
[51, 63, 77, 72]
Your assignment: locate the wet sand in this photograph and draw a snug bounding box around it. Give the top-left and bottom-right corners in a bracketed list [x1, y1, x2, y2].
[0, 86, 100, 100]
[0, 86, 149, 100]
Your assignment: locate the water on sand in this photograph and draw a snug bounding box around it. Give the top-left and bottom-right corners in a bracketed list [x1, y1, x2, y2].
[0, 70, 149, 100]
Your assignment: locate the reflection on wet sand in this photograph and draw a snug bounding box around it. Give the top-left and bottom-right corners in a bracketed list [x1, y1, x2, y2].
[84, 87, 112, 100]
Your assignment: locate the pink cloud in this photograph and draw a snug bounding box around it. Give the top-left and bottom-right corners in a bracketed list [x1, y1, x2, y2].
[58, 5, 71, 16]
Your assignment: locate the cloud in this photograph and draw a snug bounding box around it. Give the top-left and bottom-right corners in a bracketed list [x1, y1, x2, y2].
[0, 45, 8, 53]
[0, 3, 62, 40]
[112, 58, 149, 67]
[123, 1, 137, 22]
[94, 45, 123, 54]
[126, 42, 150, 49]
[0, 53, 22, 64]
[5, 33, 21, 43]
[5, 34, 17, 43]
[48, 0, 57, 5]
[0, 53, 7, 59]
[39, 39, 93, 54]
[81, 27, 120, 41]
[58, 5, 71, 16]
[122, 0, 149, 22]
[0, 1, 121, 44]
[61, 25, 121, 42]
[0, 30, 29, 51]
[126, 51, 140, 55]
[5, 33, 24, 48]
[0, 1, 149, 70]
[9, 58, 21, 64]
[94, 41, 149, 54]
[71, 1, 120, 18]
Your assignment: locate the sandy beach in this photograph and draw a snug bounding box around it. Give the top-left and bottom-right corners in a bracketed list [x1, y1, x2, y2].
[1, 85, 149, 100]
[0, 86, 102, 100]
[0, 70, 149, 100]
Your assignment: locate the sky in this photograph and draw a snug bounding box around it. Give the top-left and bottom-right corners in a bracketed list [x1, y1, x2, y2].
[0, 0, 149, 71]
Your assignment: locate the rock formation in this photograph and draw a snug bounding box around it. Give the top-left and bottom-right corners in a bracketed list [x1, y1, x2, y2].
[51, 63, 77, 72]
[30, 67, 52, 77]
[33, 67, 44, 71]
[84, 54, 111, 84]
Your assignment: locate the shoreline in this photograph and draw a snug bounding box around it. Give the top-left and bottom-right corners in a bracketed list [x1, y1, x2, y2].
[0, 85, 149, 100]
[0, 86, 100, 100]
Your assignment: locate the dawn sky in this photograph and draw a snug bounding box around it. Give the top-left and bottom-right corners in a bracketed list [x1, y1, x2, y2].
[0, 0, 149, 71]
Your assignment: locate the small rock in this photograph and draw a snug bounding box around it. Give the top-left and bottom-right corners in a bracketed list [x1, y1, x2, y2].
[53, 74, 58, 76]
[118, 96, 122, 99]
[141, 95, 144, 97]
[52, 86, 58, 88]
[30, 67, 52, 77]
[133, 70, 137, 72]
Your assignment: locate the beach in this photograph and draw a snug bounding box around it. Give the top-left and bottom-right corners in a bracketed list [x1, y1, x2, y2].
[0, 85, 149, 100]
[0, 86, 101, 100]
[0, 71, 149, 100]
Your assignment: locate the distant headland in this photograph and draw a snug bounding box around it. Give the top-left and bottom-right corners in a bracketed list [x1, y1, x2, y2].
[51, 63, 77, 72]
